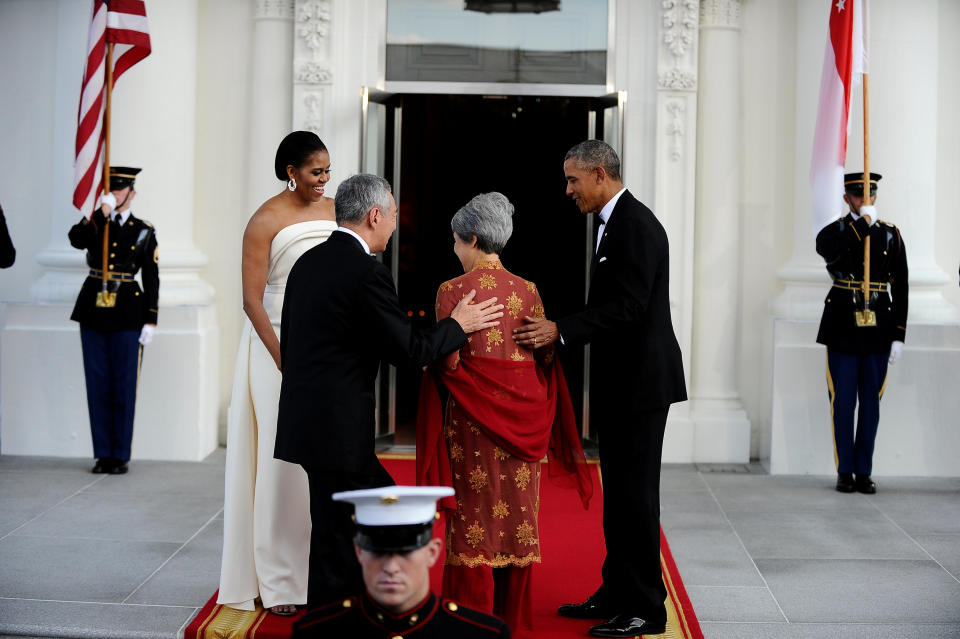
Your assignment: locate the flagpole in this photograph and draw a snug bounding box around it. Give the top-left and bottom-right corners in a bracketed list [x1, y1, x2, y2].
[97, 42, 116, 308]
[857, 71, 875, 326]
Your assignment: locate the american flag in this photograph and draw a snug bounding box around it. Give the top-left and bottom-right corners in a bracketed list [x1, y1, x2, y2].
[72, 0, 151, 214]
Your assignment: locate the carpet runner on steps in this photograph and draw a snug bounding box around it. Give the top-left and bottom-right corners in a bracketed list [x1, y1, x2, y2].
[185, 454, 703, 639]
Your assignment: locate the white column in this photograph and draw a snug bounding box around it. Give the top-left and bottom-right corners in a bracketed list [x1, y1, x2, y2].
[248, 0, 295, 213]
[649, 0, 699, 461]
[689, 0, 750, 463]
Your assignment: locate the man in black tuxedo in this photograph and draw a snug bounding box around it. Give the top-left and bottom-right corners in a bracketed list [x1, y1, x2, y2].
[275, 173, 503, 608]
[513, 140, 686, 637]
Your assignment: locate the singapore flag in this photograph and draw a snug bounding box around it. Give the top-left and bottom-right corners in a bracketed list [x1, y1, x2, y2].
[810, 0, 869, 238]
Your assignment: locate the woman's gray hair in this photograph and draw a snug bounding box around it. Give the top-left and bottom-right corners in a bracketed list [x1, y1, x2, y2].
[451, 192, 514, 255]
[335, 173, 393, 225]
[565, 139, 621, 182]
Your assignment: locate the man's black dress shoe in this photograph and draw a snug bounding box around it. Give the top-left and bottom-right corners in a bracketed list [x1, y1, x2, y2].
[557, 595, 616, 619]
[589, 614, 666, 637]
[91, 458, 113, 474]
[835, 473, 855, 493]
[855, 474, 876, 494]
[109, 461, 129, 475]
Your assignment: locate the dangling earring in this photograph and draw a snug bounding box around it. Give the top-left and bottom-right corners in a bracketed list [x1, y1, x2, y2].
[288, 178, 297, 192]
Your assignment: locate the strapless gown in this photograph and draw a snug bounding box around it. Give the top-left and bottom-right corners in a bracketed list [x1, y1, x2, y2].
[218, 219, 337, 610]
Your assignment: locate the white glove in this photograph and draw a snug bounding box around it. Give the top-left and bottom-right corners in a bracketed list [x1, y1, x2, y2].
[859, 205, 877, 225]
[99, 192, 117, 214]
[139, 324, 155, 346]
[888, 340, 903, 365]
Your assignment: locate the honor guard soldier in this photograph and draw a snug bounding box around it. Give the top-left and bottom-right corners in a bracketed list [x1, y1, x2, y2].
[815, 172, 907, 495]
[68, 167, 158, 475]
[292, 486, 510, 638]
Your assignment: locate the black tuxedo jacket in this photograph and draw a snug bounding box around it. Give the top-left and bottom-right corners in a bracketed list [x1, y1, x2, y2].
[275, 230, 467, 472]
[557, 190, 686, 413]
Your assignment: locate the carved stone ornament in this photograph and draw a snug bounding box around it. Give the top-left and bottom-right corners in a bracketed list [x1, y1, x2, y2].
[254, 0, 295, 20]
[302, 92, 324, 135]
[666, 100, 686, 161]
[659, 68, 696, 90]
[700, 0, 741, 29]
[297, 61, 333, 84]
[662, 0, 698, 58]
[297, 0, 332, 53]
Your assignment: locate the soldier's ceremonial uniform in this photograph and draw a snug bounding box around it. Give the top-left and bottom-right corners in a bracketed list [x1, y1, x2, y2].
[293, 592, 509, 638]
[815, 172, 907, 493]
[292, 486, 510, 638]
[68, 167, 158, 474]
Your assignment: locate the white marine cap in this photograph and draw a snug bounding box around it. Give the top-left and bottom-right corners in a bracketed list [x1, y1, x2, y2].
[332, 485, 455, 526]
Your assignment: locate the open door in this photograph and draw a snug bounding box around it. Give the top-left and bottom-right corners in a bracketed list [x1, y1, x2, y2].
[360, 87, 403, 442]
[581, 91, 626, 441]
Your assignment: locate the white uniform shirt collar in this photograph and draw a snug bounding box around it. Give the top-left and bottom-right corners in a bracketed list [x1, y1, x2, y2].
[598, 187, 627, 226]
[337, 226, 372, 256]
[113, 210, 132, 225]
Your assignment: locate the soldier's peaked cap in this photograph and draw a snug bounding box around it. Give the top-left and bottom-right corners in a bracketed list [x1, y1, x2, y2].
[333, 485, 454, 553]
[844, 171, 882, 193]
[108, 167, 141, 191]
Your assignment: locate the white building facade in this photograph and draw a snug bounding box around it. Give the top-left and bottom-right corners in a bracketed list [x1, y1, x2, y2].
[1, 0, 957, 475]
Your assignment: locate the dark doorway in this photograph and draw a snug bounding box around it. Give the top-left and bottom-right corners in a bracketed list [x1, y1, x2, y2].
[384, 94, 591, 446]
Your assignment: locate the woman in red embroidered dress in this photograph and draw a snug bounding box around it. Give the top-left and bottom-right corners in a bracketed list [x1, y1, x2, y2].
[417, 192, 592, 632]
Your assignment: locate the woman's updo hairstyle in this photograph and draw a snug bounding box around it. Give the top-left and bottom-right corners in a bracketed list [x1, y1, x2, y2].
[274, 131, 327, 181]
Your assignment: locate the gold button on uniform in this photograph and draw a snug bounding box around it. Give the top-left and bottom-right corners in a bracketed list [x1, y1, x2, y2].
[409, 614, 419, 624]
[110, 253, 115, 258]
[135, 291, 140, 296]
[342, 599, 352, 608]
[112, 242, 117, 247]
[108, 265, 114, 270]
[130, 245, 135, 250]
[446, 602, 458, 612]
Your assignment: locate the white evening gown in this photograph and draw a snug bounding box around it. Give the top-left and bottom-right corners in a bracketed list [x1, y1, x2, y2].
[218, 219, 337, 610]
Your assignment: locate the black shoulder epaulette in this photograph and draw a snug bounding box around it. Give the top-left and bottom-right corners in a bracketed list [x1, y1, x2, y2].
[140, 218, 154, 229]
[438, 598, 509, 635]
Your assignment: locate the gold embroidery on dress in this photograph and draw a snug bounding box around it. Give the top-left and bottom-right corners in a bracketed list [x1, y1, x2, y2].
[474, 450, 481, 457]
[471, 259, 504, 272]
[514, 465, 531, 490]
[470, 424, 481, 435]
[530, 303, 545, 319]
[499, 473, 507, 480]
[479, 273, 497, 290]
[445, 425, 456, 439]
[465, 522, 485, 548]
[510, 348, 526, 362]
[493, 447, 510, 461]
[449, 442, 464, 461]
[439, 281, 453, 292]
[526, 281, 536, 292]
[458, 283, 464, 288]
[446, 550, 540, 568]
[506, 292, 523, 318]
[492, 500, 510, 519]
[468, 466, 489, 492]
[486, 327, 503, 348]
[515, 521, 537, 546]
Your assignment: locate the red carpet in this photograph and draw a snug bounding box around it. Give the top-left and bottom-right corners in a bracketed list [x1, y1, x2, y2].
[186, 454, 702, 639]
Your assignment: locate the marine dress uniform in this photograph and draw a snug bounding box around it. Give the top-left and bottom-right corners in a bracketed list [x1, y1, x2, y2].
[292, 486, 510, 638]
[68, 167, 158, 474]
[815, 172, 907, 494]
